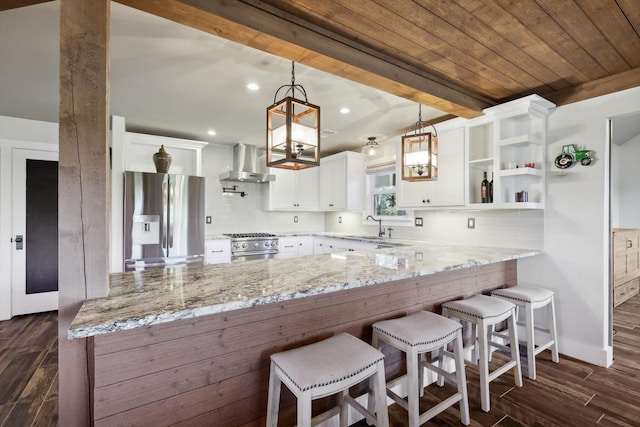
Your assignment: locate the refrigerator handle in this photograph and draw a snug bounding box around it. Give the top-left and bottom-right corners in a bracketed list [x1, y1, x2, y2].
[167, 178, 173, 250]
[162, 179, 168, 251]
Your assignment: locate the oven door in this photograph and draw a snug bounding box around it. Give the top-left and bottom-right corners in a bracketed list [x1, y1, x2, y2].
[231, 252, 277, 262]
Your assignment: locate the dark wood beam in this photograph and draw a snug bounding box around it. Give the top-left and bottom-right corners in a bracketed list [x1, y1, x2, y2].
[58, 0, 110, 425]
[546, 68, 640, 106]
[114, 0, 492, 119]
[0, 0, 52, 12]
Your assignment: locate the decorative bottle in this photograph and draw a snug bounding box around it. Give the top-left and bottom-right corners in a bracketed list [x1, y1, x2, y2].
[481, 171, 489, 203]
[489, 172, 494, 203]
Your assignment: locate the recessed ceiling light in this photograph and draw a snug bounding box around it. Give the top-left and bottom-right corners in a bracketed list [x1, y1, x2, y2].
[247, 82, 260, 91]
[207, 130, 216, 136]
[340, 107, 350, 114]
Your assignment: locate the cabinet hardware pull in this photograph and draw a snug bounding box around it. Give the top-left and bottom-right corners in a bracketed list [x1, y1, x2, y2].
[628, 239, 633, 248]
[210, 250, 224, 253]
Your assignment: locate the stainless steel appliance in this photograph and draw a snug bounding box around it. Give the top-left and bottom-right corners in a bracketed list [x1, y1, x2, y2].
[124, 171, 205, 271]
[224, 233, 279, 261]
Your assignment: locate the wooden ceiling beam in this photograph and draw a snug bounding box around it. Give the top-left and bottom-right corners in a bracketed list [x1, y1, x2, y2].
[546, 68, 640, 106]
[0, 0, 52, 11]
[114, 0, 492, 118]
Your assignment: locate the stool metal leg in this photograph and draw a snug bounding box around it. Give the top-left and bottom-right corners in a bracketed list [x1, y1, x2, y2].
[338, 390, 348, 427]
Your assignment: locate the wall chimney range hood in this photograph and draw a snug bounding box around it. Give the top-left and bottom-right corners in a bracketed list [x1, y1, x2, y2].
[219, 144, 275, 183]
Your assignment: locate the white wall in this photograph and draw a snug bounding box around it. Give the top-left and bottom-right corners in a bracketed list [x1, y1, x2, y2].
[202, 144, 325, 236]
[0, 116, 59, 320]
[616, 134, 640, 228]
[519, 86, 640, 367]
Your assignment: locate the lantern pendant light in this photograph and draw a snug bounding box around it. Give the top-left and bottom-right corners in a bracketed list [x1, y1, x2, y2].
[401, 104, 438, 181]
[266, 61, 320, 170]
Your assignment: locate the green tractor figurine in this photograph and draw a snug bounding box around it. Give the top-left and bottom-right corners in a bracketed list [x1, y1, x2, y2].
[554, 144, 593, 169]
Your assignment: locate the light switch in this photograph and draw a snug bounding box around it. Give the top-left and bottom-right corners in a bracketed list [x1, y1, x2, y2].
[415, 217, 423, 227]
[467, 217, 475, 229]
[294, 216, 298, 223]
[206, 216, 212, 224]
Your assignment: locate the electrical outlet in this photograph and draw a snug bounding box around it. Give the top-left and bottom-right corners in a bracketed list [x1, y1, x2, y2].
[338, 216, 342, 224]
[206, 216, 212, 224]
[415, 217, 423, 227]
[294, 216, 298, 223]
[467, 217, 475, 229]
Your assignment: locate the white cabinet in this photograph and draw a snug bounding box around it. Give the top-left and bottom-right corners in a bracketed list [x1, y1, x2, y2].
[319, 151, 364, 211]
[396, 126, 465, 208]
[204, 239, 231, 264]
[278, 236, 314, 258]
[263, 167, 319, 211]
[320, 237, 379, 253]
[466, 95, 554, 209]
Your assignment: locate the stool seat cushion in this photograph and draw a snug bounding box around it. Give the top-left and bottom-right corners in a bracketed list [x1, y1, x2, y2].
[442, 295, 515, 320]
[491, 286, 554, 304]
[373, 311, 461, 347]
[270, 333, 384, 393]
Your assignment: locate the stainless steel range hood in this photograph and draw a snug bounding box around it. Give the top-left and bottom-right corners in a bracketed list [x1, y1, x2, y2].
[219, 143, 275, 183]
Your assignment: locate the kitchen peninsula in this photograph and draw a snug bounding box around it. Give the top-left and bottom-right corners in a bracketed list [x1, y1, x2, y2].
[69, 239, 540, 426]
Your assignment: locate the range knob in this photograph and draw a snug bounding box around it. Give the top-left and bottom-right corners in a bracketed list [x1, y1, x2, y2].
[242, 243, 247, 249]
[254, 242, 260, 248]
[264, 241, 271, 248]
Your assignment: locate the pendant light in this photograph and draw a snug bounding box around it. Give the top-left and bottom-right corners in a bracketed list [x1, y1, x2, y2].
[361, 136, 380, 156]
[401, 104, 438, 181]
[266, 61, 320, 170]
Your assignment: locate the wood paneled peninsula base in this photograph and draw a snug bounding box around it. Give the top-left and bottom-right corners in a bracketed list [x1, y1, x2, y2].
[68, 241, 539, 426]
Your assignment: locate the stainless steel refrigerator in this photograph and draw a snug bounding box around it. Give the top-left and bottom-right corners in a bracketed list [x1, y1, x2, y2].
[123, 171, 205, 271]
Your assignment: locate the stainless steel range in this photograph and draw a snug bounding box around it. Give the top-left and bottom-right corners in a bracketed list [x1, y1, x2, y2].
[223, 233, 279, 261]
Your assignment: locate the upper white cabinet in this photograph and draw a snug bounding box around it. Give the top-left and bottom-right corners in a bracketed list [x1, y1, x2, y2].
[122, 131, 207, 176]
[466, 95, 554, 209]
[263, 167, 319, 211]
[396, 126, 465, 208]
[319, 151, 365, 211]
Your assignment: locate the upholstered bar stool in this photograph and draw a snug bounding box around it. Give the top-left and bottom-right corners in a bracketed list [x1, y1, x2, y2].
[441, 295, 523, 412]
[490, 285, 559, 380]
[266, 332, 389, 427]
[371, 311, 470, 426]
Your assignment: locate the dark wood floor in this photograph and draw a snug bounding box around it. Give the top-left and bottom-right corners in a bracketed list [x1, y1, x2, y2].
[0, 295, 638, 427]
[0, 311, 57, 427]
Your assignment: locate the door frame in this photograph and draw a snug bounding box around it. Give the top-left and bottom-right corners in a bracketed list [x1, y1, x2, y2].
[0, 139, 58, 320]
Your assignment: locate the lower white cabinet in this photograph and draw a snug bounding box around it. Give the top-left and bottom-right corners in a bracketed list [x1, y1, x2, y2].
[278, 236, 314, 258]
[204, 239, 231, 264]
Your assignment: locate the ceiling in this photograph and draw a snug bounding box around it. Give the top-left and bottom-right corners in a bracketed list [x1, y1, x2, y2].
[1, 0, 639, 155]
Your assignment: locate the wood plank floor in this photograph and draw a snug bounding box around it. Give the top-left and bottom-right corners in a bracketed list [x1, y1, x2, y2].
[0, 311, 57, 427]
[0, 295, 638, 427]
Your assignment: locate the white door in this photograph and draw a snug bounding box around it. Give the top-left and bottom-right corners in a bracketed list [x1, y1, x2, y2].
[12, 148, 59, 315]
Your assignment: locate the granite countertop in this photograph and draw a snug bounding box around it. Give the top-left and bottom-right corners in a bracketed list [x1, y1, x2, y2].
[68, 239, 541, 339]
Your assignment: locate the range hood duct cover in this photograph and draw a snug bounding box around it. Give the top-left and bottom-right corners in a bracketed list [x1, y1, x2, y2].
[219, 144, 275, 183]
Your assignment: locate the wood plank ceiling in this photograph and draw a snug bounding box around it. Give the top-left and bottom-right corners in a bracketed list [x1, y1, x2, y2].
[115, 0, 640, 119]
[5, 0, 640, 119]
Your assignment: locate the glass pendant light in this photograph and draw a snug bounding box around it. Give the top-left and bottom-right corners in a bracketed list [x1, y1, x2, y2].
[361, 136, 380, 156]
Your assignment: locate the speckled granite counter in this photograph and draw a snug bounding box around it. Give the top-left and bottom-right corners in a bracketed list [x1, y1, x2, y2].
[68, 240, 540, 339]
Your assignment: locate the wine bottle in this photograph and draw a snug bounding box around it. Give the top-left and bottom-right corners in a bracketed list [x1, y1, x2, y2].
[489, 172, 494, 203]
[481, 171, 489, 203]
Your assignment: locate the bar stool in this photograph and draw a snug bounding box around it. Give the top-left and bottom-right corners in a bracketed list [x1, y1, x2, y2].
[490, 285, 559, 380]
[266, 332, 389, 427]
[371, 311, 470, 426]
[441, 295, 522, 412]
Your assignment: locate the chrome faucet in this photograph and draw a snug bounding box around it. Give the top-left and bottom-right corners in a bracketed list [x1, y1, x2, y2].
[366, 215, 385, 237]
